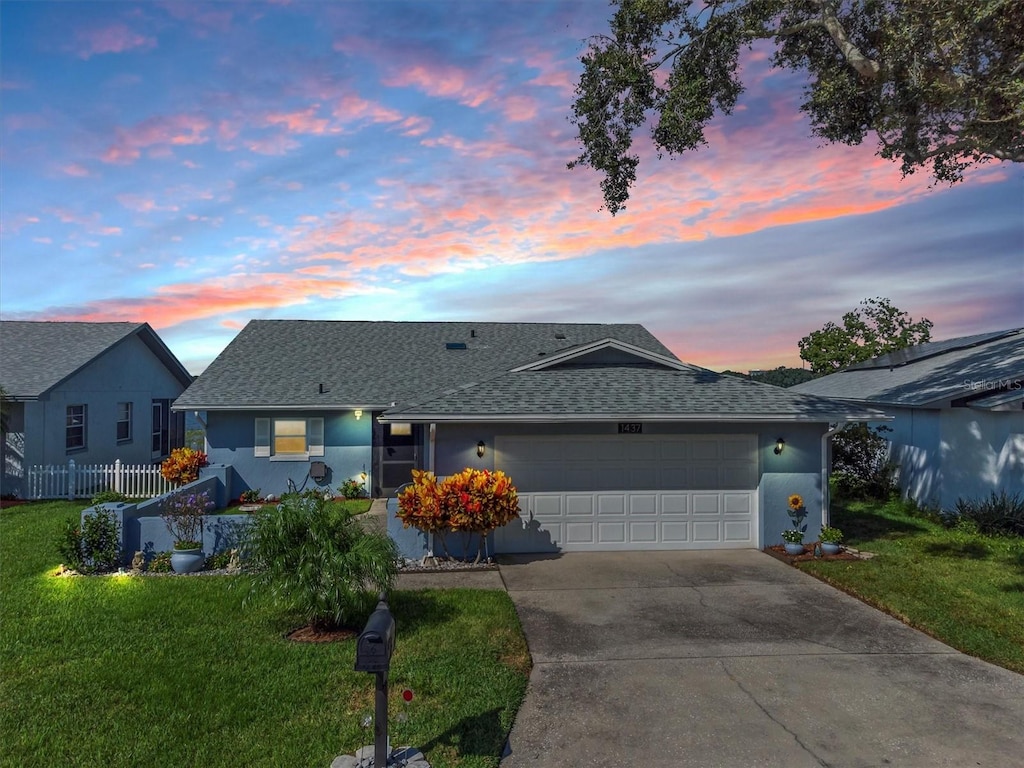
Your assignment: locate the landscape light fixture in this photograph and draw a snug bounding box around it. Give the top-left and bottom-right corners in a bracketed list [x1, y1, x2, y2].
[477, 441, 486, 458]
[774, 438, 786, 455]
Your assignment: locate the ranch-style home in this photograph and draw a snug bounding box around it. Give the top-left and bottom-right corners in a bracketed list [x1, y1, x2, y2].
[173, 320, 880, 554]
[1, 321, 194, 498]
[793, 328, 1024, 511]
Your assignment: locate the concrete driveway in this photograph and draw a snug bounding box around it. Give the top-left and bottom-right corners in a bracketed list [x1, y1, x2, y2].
[497, 550, 1024, 768]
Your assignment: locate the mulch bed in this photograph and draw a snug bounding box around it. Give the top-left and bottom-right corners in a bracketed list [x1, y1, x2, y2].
[0, 499, 27, 509]
[287, 625, 358, 643]
[763, 544, 865, 565]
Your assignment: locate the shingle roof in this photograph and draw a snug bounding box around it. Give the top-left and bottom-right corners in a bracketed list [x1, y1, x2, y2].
[791, 328, 1024, 408]
[175, 319, 877, 422]
[383, 364, 883, 422]
[173, 320, 675, 410]
[0, 321, 192, 397]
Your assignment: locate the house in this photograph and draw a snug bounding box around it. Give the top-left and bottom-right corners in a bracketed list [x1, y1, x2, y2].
[792, 328, 1024, 510]
[175, 320, 880, 554]
[0, 321, 194, 497]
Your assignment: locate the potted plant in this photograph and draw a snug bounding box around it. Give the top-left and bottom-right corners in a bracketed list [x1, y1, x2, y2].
[162, 490, 212, 573]
[819, 525, 843, 555]
[782, 494, 808, 555]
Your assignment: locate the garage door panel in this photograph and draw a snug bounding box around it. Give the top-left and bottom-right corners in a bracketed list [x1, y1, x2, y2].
[724, 521, 752, 541]
[495, 434, 758, 551]
[693, 520, 722, 542]
[692, 494, 721, 515]
[597, 494, 626, 516]
[598, 522, 626, 543]
[661, 521, 690, 542]
[629, 494, 658, 515]
[565, 495, 595, 516]
[629, 521, 658, 543]
[661, 493, 689, 514]
[565, 522, 595, 544]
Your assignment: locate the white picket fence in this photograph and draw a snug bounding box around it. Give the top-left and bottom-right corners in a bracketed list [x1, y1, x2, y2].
[27, 459, 176, 500]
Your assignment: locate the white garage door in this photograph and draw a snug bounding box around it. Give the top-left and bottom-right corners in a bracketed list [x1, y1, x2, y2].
[495, 434, 758, 551]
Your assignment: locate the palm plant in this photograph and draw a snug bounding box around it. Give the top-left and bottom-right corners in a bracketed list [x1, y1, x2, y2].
[243, 492, 398, 631]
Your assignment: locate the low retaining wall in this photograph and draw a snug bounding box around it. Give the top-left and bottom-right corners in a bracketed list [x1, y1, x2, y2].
[82, 469, 248, 566]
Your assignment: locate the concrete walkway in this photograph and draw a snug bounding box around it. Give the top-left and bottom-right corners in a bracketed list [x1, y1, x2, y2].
[496, 550, 1024, 768]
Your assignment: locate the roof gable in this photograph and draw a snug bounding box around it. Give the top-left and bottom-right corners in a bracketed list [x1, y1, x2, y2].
[0, 321, 192, 398]
[511, 338, 694, 373]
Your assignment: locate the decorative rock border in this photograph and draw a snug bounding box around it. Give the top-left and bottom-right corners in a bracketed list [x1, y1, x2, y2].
[330, 745, 429, 767]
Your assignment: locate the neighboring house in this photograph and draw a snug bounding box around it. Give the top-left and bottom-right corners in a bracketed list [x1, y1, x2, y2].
[175, 320, 879, 554]
[792, 329, 1024, 511]
[0, 322, 194, 497]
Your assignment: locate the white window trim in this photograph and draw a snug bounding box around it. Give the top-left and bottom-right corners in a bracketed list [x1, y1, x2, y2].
[255, 417, 324, 461]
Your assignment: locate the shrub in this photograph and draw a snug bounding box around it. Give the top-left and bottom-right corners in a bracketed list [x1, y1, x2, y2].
[90, 490, 128, 505]
[243, 491, 398, 631]
[397, 468, 519, 562]
[240, 488, 262, 504]
[339, 478, 368, 499]
[161, 490, 212, 549]
[205, 550, 233, 570]
[148, 551, 173, 573]
[57, 508, 121, 574]
[949, 491, 1024, 537]
[160, 447, 209, 486]
[819, 525, 843, 544]
[831, 423, 897, 500]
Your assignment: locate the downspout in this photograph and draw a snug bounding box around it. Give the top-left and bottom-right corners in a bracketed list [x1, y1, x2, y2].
[428, 423, 436, 473]
[821, 423, 844, 528]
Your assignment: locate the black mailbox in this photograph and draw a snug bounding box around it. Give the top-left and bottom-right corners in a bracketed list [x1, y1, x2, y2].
[354, 597, 395, 673]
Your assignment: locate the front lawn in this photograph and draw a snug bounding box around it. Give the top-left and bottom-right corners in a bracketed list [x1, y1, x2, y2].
[0, 501, 529, 768]
[798, 497, 1024, 673]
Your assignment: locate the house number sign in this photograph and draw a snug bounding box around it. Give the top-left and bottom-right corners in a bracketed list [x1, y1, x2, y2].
[618, 422, 643, 434]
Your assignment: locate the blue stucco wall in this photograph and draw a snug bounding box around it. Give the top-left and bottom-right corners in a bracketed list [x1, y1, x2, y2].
[203, 409, 371, 500]
[7, 334, 188, 498]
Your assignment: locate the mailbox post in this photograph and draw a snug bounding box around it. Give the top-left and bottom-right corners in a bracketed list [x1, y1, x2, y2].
[355, 594, 396, 767]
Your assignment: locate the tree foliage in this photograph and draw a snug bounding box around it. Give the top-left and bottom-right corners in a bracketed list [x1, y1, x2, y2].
[798, 297, 933, 374]
[570, 0, 1024, 214]
[830, 422, 897, 500]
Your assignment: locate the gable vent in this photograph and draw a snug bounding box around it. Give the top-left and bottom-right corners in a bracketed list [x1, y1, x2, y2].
[445, 342, 467, 350]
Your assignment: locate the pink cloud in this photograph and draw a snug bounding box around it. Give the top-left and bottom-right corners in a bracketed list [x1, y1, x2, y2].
[503, 94, 539, 122]
[75, 24, 156, 59]
[102, 114, 210, 164]
[384, 63, 495, 108]
[116, 194, 178, 213]
[245, 134, 300, 156]
[265, 106, 336, 135]
[332, 94, 403, 125]
[60, 163, 92, 177]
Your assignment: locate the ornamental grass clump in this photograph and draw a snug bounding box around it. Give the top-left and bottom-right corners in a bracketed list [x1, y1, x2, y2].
[161, 490, 212, 549]
[397, 468, 520, 563]
[243, 492, 398, 631]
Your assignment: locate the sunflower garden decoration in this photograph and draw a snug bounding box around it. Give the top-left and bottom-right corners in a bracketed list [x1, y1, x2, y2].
[782, 493, 808, 555]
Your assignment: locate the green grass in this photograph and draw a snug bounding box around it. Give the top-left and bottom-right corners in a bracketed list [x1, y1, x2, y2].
[0, 501, 529, 768]
[798, 497, 1024, 673]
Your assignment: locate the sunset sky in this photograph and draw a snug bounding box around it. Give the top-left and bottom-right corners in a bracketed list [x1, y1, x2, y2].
[2, 0, 1021, 375]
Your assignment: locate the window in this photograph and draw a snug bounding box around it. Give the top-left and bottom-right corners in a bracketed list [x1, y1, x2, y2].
[255, 417, 324, 460]
[152, 401, 164, 454]
[66, 405, 87, 451]
[117, 402, 133, 442]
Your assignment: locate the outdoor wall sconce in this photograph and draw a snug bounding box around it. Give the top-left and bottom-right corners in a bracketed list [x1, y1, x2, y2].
[774, 437, 786, 455]
[354, 409, 363, 420]
[477, 441, 486, 458]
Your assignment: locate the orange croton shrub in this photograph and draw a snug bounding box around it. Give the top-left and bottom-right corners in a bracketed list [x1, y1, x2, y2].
[397, 468, 520, 562]
[160, 447, 209, 486]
